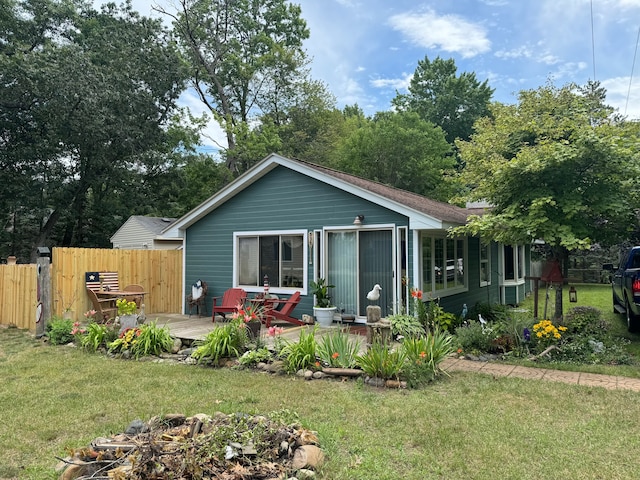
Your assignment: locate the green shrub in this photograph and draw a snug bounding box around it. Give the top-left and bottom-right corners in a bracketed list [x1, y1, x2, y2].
[280, 327, 318, 373]
[46, 317, 74, 345]
[455, 321, 496, 354]
[238, 347, 273, 367]
[467, 302, 509, 323]
[563, 306, 608, 335]
[389, 313, 425, 339]
[356, 342, 405, 380]
[192, 320, 249, 365]
[316, 328, 361, 368]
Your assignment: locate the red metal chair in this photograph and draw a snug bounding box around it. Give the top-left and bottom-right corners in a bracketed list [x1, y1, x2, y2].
[212, 288, 247, 322]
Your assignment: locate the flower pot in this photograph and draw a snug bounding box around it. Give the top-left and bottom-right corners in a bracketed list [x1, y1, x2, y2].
[313, 307, 337, 327]
[246, 320, 261, 340]
[118, 314, 138, 334]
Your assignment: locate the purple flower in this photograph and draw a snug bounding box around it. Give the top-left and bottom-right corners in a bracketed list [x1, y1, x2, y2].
[523, 328, 531, 342]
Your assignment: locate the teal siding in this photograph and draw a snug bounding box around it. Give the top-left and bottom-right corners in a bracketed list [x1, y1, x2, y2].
[438, 238, 501, 316]
[185, 166, 408, 315]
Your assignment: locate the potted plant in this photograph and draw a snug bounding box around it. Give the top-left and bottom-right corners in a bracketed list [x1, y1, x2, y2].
[309, 278, 337, 327]
[116, 298, 138, 334]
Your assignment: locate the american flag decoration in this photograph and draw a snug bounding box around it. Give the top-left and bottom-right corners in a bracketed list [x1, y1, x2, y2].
[85, 271, 119, 292]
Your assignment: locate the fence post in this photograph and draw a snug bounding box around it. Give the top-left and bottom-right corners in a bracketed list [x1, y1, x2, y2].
[35, 249, 51, 338]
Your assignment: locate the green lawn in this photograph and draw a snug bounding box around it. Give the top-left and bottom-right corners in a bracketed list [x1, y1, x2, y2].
[2, 322, 640, 480]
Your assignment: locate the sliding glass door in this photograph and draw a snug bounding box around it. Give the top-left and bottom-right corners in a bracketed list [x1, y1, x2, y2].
[327, 229, 393, 318]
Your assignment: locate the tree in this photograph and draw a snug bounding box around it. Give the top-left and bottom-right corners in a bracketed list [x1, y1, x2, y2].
[331, 111, 455, 201]
[164, 0, 310, 173]
[455, 81, 640, 258]
[393, 56, 494, 147]
[0, 0, 190, 261]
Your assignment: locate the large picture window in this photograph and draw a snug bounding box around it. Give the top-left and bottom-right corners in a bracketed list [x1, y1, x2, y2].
[235, 231, 306, 291]
[421, 234, 466, 295]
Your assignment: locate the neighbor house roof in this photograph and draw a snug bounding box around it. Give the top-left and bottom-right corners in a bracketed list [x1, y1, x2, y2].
[111, 216, 177, 242]
[164, 154, 474, 236]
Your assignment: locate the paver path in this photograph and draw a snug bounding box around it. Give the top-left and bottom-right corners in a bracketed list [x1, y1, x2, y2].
[441, 357, 640, 391]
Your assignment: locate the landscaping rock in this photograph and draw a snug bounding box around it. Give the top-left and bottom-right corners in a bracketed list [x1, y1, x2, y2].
[292, 445, 325, 470]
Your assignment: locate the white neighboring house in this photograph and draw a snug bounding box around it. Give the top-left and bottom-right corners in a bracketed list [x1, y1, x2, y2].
[110, 216, 183, 250]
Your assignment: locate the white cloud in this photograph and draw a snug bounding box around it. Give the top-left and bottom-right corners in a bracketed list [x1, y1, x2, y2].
[389, 8, 491, 58]
[370, 72, 412, 91]
[495, 46, 533, 60]
[602, 76, 640, 119]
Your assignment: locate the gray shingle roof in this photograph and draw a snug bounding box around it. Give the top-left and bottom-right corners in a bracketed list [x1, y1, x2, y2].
[297, 159, 471, 225]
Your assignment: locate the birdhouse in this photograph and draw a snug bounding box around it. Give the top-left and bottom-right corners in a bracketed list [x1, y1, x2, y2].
[541, 260, 563, 284]
[569, 286, 577, 303]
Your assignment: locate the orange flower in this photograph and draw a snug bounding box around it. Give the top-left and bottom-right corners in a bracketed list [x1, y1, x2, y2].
[419, 351, 426, 358]
[411, 289, 423, 300]
[332, 352, 340, 359]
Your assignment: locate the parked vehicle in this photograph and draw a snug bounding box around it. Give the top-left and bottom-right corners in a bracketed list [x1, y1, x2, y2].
[611, 246, 640, 332]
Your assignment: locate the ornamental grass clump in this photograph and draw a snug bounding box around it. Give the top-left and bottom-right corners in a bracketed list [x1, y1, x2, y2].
[280, 326, 318, 373]
[80, 321, 118, 352]
[192, 320, 250, 365]
[356, 341, 405, 380]
[316, 328, 361, 368]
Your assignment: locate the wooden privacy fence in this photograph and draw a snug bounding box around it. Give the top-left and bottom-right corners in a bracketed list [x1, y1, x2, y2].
[0, 264, 37, 329]
[0, 247, 183, 331]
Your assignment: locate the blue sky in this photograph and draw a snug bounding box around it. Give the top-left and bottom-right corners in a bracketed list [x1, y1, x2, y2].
[105, 0, 640, 149]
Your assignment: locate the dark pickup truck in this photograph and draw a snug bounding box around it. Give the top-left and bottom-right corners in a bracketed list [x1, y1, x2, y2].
[612, 246, 640, 332]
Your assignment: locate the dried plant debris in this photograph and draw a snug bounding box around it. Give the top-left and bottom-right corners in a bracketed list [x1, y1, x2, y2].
[57, 410, 324, 480]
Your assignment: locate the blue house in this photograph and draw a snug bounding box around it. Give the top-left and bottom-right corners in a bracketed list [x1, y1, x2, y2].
[165, 154, 531, 321]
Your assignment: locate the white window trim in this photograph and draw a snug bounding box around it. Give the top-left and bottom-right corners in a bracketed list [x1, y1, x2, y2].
[500, 243, 526, 286]
[480, 241, 491, 287]
[233, 229, 308, 295]
[419, 233, 468, 297]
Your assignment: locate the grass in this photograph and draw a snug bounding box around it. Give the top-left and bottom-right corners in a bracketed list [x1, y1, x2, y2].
[3, 323, 640, 480]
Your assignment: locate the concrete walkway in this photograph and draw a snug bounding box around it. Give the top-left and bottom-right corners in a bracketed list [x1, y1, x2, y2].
[155, 313, 640, 392]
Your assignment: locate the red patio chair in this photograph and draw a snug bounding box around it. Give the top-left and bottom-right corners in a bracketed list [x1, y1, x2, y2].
[266, 291, 304, 327]
[212, 288, 247, 322]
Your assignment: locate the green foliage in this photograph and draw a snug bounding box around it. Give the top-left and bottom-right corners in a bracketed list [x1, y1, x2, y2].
[316, 328, 362, 368]
[455, 321, 496, 354]
[80, 321, 118, 352]
[400, 330, 454, 388]
[455, 81, 640, 249]
[171, 0, 310, 172]
[46, 317, 74, 345]
[238, 347, 274, 367]
[356, 342, 406, 380]
[563, 306, 609, 335]
[388, 313, 425, 339]
[116, 298, 137, 316]
[133, 321, 174, 358]
[467, 302, 510, 323]
[280, 326, 318, 373]
[331, 110, 455, 201]
[393, 55, 494, 146]
[192, 321, 249, 365]
[309, 278, 334, 308]
[0, 0, 191, 259]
